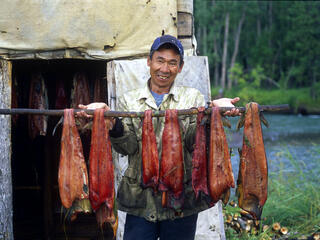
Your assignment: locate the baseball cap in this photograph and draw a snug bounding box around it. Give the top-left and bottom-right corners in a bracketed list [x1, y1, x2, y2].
[149, 35, 184, 61]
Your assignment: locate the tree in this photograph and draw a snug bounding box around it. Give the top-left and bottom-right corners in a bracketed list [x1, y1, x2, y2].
[220, 12, 229, 90]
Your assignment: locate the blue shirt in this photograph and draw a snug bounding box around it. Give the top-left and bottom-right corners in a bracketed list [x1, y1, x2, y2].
[150, 90, 167, 107]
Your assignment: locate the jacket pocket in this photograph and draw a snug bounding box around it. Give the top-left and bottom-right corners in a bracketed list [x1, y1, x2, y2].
[117, 167, 146, 208]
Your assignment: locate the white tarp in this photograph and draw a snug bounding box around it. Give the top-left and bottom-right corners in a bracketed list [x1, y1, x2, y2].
[107, 57, 226, 240]
[0, 0, 177, 59]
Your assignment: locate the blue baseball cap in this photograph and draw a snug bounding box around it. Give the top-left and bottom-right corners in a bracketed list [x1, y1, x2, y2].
[150, 35, 184, 61]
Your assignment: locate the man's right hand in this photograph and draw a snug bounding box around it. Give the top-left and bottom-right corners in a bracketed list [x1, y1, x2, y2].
[77, 102, 110, 119]
[77, 102, 117, 128]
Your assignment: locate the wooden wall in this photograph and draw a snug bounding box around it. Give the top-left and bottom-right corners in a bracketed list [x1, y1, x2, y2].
[0, 60, 13, 240]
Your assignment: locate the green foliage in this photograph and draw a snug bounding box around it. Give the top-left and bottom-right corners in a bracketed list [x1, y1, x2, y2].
[228, 64, 266, 89]
[263, 145, 320, 234]
[213, 87, 320, 114]
[195, 0, 320, 90]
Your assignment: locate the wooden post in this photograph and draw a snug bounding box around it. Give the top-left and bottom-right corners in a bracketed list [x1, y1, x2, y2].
[177, 0, 194, 55]
[0, 60, 13, 239]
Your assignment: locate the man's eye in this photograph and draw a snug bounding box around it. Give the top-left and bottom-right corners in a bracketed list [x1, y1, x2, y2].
[169, 62, 178, 67]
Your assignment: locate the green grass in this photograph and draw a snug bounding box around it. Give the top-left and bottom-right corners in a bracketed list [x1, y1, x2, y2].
[212, 86, 320, 114]
[224, 143, 320, 239]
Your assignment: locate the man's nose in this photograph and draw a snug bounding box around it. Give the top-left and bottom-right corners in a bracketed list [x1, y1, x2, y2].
[160, 62, 170, 73]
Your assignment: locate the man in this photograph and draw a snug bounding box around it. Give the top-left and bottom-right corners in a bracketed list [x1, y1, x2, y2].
[79, 35, 239, 240]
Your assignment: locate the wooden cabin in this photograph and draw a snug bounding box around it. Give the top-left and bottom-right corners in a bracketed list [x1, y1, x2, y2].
[0, 1, 225, 239]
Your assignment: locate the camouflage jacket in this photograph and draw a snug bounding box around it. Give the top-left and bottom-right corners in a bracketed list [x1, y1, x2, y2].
[110, 81, 211, 221]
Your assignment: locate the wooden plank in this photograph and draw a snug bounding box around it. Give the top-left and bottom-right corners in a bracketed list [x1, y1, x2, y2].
[177, 0, 193, 14]
[0, 60, 13, 240]
[177, 12, 193, 37]
[107, 61, 117, 110]
[179, 37, 193, 51]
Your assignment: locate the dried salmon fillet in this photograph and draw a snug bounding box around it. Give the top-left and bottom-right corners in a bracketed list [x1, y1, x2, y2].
[236, 102, 268, 219]
[70, 72, 90, 129]
[142, 109, 159, 191]
[89, 109, 117, 235]
[159, 109, 184, 211]
[28, 72, 48, 139]
[192, 107, 209, 199]
[208, 107, 235, 205]
[55, 78, 68, 109]
[58, 109, 89, 209]
[93, 76, 104, 102]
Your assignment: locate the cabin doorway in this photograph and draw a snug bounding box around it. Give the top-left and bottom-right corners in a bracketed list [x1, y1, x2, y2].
[11, 59, 113, 239]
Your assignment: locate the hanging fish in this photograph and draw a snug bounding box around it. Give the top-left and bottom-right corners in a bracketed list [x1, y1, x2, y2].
[192, 107, 209, 199]
[58, 109, 91, 219]
[55, 78, 68, 109]
[93, 76, 105, 103]
[70, 72, 90, 130]
[28, 72, 48, 139]
[208, 107, 235, 205]
[142, 109, 159, 192]
[89, 109, 117, 237]
[159, 109, 184, 211]
[236, 102, 268, 219]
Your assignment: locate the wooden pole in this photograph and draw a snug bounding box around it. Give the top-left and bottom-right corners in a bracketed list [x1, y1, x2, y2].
[0, 104, 290, 118]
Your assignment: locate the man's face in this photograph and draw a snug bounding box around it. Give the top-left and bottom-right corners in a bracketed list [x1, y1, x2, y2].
[147, 48, 184, 93]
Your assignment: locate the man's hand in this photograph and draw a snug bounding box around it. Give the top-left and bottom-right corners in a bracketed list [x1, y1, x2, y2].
[77, 102, 109, 118]
[209, 97, 241, 116]
[77, 102, 116, 127]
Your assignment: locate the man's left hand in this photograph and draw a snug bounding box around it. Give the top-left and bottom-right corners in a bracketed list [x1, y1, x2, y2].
[209, 97, 241, 116]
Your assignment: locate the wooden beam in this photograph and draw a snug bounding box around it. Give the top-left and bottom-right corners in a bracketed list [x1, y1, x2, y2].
[177, 12, 193, 37]
[0, 60, 13, 240]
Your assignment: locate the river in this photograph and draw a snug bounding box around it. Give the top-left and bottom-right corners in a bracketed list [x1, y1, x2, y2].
[227, 114, 320, 183]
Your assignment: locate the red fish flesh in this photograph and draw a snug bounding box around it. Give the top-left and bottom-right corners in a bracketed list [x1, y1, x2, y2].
[236, 102, 268, 219]
[192, 107, 209, 199]
[58, 109, 89, 209]
[208, 107, 235, 205]
[159, 109, 184, 210]
[28, 72, 48, 139]
[142, 109, 159, 192]
[89, 109, 117, 234]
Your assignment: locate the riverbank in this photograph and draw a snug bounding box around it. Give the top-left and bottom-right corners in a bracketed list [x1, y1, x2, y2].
[212, 87, 320, 115]
[221, 113, 320, 239]
[223, 143, 320, 239]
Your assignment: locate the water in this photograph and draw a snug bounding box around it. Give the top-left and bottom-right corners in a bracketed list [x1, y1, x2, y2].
[226, 114, 320, 183]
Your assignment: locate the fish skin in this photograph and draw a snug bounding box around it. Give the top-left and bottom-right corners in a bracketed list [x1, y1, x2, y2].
[208, 107, 235, 204]
[58, 109, 89, 209]
[55, 78, 68, 109]
[159, 109, 184, 210]
[28, 72, 48, 139]
[93, 76, 104, 102]
[95, 201, 118, 237]
[70, 72, 90, 129]
[192, 106, 209, 199]
[89, 109, 117, 233]
[142, 109, 159, 192]
[236, 102, 268, 219]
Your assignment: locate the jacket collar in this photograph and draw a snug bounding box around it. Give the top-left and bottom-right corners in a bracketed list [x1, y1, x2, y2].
[137, 79, 180, 103]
